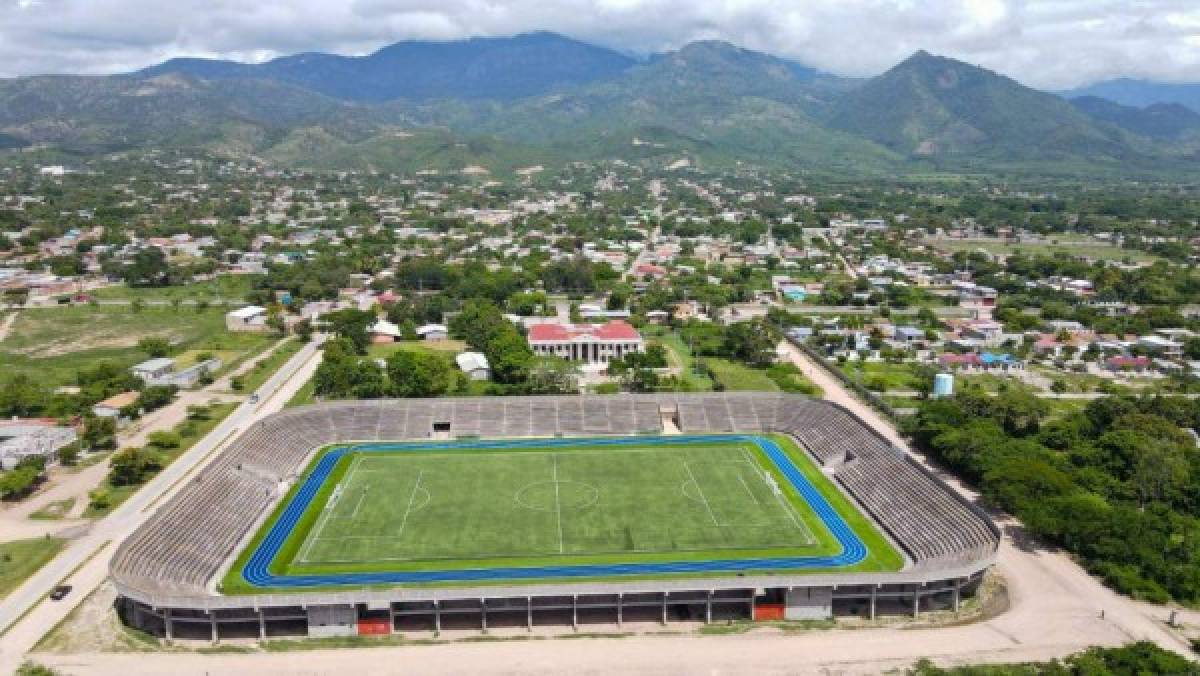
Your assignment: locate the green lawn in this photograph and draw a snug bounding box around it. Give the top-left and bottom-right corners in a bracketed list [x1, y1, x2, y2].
[221, 434, 902, 593]
[285, 378, 317, 408]
[646, 329, 714, 391]
[0, 537, 65, 599]
[840, 361, 922, 392]
[1, 304, 272, 387]
[88, 275, 260, 303]
[367, 340, 466, 360]
[705, 358, 779, 391]
[29, 499, 75, 520]
[234, 339, 301, 394]
[926, 237, 1161, 263]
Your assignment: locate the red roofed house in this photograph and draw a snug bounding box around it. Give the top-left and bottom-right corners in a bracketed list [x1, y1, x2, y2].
[1106, 356, 1151, 373]
[527, 321, 644, 364]
[634, 263, 667, 280]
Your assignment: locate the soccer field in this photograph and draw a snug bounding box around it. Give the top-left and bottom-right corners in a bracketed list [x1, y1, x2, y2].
[225, 434, 904, 592]
[297, 444, 816, 566]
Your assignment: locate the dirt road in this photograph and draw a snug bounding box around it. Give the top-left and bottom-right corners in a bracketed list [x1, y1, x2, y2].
[0, 339, 324, 674]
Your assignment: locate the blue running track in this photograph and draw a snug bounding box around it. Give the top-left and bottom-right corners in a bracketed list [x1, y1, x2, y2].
[239, 435, 869, 589]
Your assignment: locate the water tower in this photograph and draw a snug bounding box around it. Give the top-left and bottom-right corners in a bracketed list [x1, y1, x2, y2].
[933, 372, 954, 398]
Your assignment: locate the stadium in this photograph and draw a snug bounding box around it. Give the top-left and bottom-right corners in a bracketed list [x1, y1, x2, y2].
[110, 393, 999, 640]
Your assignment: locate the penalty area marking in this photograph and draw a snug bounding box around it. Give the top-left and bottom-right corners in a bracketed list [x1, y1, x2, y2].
[740, 444, 814, 544]
[298, 455, 361, 563]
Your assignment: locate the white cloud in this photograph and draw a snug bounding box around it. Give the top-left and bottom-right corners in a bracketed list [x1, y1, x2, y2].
[0, 0, 1198, 88]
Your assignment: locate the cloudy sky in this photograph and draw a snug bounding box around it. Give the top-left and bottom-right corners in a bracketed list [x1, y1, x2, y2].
[3, 0, 1200, 89]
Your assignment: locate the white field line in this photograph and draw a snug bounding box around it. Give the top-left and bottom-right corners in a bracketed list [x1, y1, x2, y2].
[735, 471, 760, 505]
[740, 445, 813, 544]
[348, 487, 369, 519]
[395, 470, 426, 541]
[299, 456, 361, 563]
[683, 461, 721, 527]
[552, 454, 564, 554]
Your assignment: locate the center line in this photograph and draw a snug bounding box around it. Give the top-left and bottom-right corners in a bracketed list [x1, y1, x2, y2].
[552, 454, 564, 554]
[396, 469, 425, 540]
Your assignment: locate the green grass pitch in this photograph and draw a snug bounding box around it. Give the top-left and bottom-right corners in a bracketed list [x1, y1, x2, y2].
[222, 434, 904, 592]
[298, 443, 816, 565]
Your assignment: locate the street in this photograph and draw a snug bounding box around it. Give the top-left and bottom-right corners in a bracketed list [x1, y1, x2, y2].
[0, 337, 324, 673]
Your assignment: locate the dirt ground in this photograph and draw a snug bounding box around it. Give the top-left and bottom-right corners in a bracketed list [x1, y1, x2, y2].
[35, 571, 1010, 657]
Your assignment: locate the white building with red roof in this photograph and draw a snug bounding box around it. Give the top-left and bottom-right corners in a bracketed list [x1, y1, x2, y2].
[527, 321, 644, 364]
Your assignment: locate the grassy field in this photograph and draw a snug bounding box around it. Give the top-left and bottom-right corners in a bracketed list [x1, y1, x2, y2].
[646, 329, 715, 391]
[925, 237, 1161, 263]
[88, 275, 260, 302]
[705, 358, 779, 391]
[234, 339, 300, 394]
[1, 304, 272, 387]
[840, 361, 923, 392]
[28, 498, 75, 520]
[367, 339, 467, 359]
[222, 434, 902, 593]
[285, 378, 317, 408]
[295, 444, 817, 565]
[0, 537, 65, 599]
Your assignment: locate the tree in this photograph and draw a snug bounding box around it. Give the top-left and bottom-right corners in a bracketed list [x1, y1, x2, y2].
[122, 247, 171, 287]
[137, 337, 171, 358]
[989, 386, 1048, 436]
[449, 300, 508, 351]
[81, 416, 117, 450]
[136, 385, 176, 413]
[294, 319, 313, 343]
[321, 308, 374, 354]
[56, 443, 80, 466]
[525, 358, 580, 394]
[487, 329, 534, 384]
[0, 465, 41, 499]
[266, 305, 287, 336]
[107, 447, 163, 487]
[387, 350, 454, 398]
[146, 430, 181, 450]
[0, 373, 49, 417]
[621, 366, 660, 393]
[723, 319, 778, 367]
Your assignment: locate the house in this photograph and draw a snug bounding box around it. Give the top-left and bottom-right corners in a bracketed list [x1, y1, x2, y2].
[92, 391, 140, 420]
[0, 420, 77, 470]
[455, 352, 491, 381]
[961, 320, 1007, 345]
[645, 310, 669, 324]
[938, 352, 1023, 372]
[527, 320, 643, 364]
[416, 324, 449, 341]
[132, 358, 176, 383]
[225, 305, 268, 332]
[893, 326, 926, 344]
[1137, 335, 1183, 357]
[1106, 356, 1151, 373]
[369, 318, 402, 343]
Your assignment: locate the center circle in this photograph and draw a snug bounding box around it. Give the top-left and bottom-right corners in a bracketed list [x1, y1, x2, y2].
[515, 480, 599, 512]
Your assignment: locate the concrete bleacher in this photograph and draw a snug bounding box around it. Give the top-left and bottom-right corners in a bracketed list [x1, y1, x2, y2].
[110, 393, 999, 600]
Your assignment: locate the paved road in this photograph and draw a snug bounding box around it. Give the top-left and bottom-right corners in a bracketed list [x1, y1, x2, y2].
[0, 338, 292, 543]
[777, 339, 1193, 658]
[0, 337, 324, 673]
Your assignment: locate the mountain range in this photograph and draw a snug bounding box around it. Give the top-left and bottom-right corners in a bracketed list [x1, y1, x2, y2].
[2, 32, 1199, 176]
